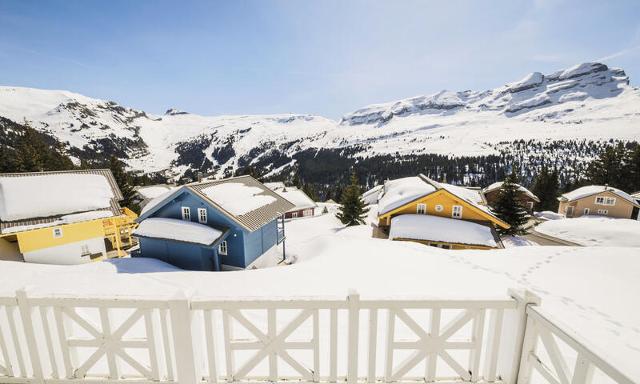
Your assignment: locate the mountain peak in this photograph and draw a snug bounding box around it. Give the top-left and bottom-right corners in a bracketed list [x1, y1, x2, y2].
[165, 108, 189, 116]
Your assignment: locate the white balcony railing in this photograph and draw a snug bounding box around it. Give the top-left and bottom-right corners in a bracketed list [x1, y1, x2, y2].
[0, 288, 633, 384]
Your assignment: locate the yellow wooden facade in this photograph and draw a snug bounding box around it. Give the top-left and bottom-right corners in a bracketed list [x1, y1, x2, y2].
[378, 189, 510, 229]
[15, 220, 105, 253]
[3, 208, 138, 259]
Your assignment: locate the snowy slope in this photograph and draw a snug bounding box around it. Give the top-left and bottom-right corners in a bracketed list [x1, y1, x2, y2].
[0, 86, 335, 177]
[0, 62, 639, 179]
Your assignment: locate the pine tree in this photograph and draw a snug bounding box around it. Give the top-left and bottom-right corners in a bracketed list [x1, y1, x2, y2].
[336, 172, 369, 226]
[586, 143, 629, 189]
[492, 173, 529, 235]
[109, 156, 141, 213]
[302, 183, 318, 201]
[531, 167, 559, 212]
[628, 145, 640, 193]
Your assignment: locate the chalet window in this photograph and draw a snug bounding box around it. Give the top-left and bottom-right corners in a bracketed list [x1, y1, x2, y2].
[416, 203, 426, 214]
[435, 204, 443, 212]
[304, 209, 313, 216]
[181, 207, 191, 221]
[52, 228, 63, 238]
[219, 241, 228, 255]
[452, 205, 463, 219]
[291, 212, 298, 218]
[583, 208, 590, 215]
[595, 196, 616, 206]
[198, 208, 207, 224]
[597, 209, 608, 215]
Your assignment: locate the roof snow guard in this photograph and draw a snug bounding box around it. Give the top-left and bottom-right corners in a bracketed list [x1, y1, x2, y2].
[190, 175, 295, 232]
[0, 169, 123, 234]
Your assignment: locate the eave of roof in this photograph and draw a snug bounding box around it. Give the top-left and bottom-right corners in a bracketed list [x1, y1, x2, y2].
[135, 226, 230, 247]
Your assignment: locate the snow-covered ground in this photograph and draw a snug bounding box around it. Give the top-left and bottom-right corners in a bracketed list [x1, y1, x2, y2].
[1, 209, 639, 378]
[536, 216, 640, 247]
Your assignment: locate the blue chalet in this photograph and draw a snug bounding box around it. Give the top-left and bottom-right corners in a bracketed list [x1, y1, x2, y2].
[133, 175, 295, 271]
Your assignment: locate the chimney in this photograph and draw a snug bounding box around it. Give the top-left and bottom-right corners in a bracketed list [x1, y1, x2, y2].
[197, 172, 203, 182]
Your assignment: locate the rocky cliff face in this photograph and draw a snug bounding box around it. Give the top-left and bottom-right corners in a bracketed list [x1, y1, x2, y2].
[340, 62, 630, 126]
[0, 62, 637, 182]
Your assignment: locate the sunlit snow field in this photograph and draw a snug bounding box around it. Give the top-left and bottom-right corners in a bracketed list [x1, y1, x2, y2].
[1, 205, 639, 379]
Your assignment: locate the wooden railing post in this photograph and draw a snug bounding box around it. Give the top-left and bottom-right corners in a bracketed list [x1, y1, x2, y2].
[505, 289, 540, 384]
[347, 290, 360, 384]
[169, 294, 197, 384]
[15, 289, 44, 384]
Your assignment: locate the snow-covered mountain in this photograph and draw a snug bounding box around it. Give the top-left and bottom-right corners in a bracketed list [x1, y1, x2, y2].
[0, 62, 638, 181]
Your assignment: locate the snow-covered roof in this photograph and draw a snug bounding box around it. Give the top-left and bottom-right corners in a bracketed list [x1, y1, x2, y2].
[484, 181, 540, 202]
[560, 185, 638, 205]
[133, 218, 225, 246]
[201, 183, 278, 216]
[264, 182, 286, 191]
[136, 185, 176, 199]
[440, 182, 486, 205]
[362, 185, 383, 205]
[140, 176, 296, 232]
[0, 169, 123, 233]
[389, 214, 499, 247]
[377, 177, 436, 215]
[273, 187, 316, 211]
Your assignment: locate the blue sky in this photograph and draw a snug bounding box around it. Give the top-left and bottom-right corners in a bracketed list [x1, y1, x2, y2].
[1, 0, 639, 119]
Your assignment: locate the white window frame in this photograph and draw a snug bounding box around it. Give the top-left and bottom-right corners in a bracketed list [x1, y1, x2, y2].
[597, 209, 608, 215]
[595, 196, 616, 206]
[198, 208, 207, 224]
[435, 204, 444, 212]
[416, 203, 426, 215]
[181, 206, 191, 221]
[452, 205, 463, 219]
[52, 228, 63, 239]
[219, 241, 228, 255]
[291, 211, 298, 218]
[303, 209, 313, 217]
[583, 208, 590, 215]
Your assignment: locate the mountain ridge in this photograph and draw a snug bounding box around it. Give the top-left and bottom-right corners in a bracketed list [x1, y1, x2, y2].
[0, 62, 638, 185]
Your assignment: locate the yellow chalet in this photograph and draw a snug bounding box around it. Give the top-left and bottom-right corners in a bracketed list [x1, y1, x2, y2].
[376, 175, 509, 250]
[0, 169, 138, 264]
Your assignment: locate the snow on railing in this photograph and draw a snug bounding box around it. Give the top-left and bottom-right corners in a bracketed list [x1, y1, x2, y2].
[0, 288, 630, 384]
[518, 306, 634, 384]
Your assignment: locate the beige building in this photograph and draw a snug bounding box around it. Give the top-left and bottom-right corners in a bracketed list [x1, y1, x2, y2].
[558, 185, 640, 219]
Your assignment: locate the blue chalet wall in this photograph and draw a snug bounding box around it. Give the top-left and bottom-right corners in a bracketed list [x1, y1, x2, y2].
[243, 218, 278, 265]
[137, 188, 280, 270]
[139, 237, 220, 271]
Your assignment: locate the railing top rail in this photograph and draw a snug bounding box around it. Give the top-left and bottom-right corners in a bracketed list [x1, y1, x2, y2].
[527, 306, 635, 384]
[0, 296, 17, 305]
[22, 296, 174, 309]
[191, 296, 517, 310]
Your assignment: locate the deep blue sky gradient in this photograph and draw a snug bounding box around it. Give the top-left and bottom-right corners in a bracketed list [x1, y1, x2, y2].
[1, 0, 639, 118]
